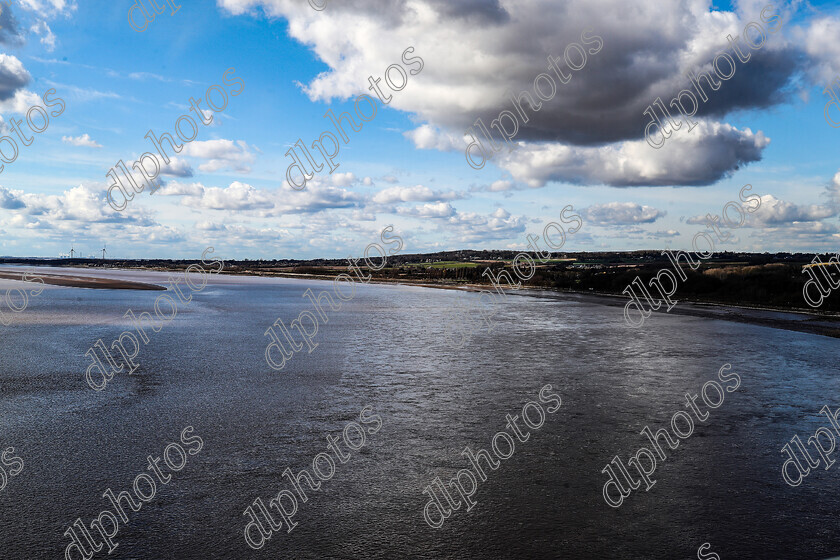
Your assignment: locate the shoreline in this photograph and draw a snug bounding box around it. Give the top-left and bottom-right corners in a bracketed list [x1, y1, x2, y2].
[7, 265, 839, 338]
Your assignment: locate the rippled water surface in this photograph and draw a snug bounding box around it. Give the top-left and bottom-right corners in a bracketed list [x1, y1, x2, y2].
[0, 267, 838, 559]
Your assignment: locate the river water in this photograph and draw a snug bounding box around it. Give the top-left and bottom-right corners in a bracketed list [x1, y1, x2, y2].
[0, 267, 837, 559]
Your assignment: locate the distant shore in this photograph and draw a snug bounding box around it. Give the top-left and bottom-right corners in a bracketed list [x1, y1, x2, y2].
[3, 263, 839, 339]
[208, 269, 840, 340]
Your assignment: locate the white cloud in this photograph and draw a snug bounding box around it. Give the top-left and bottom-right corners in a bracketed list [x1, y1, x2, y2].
[159, 157, 194, 178]
[686, 194, 837, 227]
[62, 133, 101, 148]
[650, 229, 680, 238]
[127, 72, 169, 82]
[392, 200, 525, 243]
[0, 186, 24, 209]
[156, 176, 363, 216]
[329, 171, 357, 187]
[0, 88, 43, 114]
[825, 169, 840, 209]
[154, 181, 205, 197]
[495, 122, 769, 188]
[582, 202, 666, 226]
[396, 201, 456, 218]
[441, 207, 526, 243]
[372, 184, 461, 205]
[157, 181, 271, 211]
[0, 183, 153, 227]
[748, 194, 836, 225]
[183, 181, 272, 211]
[182, 139, 256, 173]
[797, 15, 840, 86]
[30, 20, 55, 50]
[18, 0, 76, 17]
[404, 124, 464, 151]
[470, 179, 516, 193]
[272, 180, 362, 215]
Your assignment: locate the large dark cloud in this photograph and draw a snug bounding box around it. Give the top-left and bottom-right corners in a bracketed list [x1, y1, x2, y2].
[218, 0, 819, 186]
[691, 47, 804, 119]
[426, 0, 508, 24]
[0, 4, 24, 47]
[0, 55, 30, 101]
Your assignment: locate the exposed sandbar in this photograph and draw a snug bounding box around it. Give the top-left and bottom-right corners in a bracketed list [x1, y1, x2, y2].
[0, 270, 166, 291]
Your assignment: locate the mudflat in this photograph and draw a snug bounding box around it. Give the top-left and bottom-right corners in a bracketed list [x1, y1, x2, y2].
[0, 270, 165, 291]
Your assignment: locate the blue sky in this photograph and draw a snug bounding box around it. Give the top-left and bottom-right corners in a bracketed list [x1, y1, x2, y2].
[0, 0, 839, 259]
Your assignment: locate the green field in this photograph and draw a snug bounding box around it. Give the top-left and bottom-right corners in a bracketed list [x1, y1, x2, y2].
[428, 261, 479, 268]
[404, 261, 480, 269]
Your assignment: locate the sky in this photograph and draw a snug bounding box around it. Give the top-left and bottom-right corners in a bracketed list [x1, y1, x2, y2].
[0, 0, 838, 259]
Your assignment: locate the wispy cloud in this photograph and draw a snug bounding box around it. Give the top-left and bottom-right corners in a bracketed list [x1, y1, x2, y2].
[42, 79, 121, 101]
[127, 71, 169, 82]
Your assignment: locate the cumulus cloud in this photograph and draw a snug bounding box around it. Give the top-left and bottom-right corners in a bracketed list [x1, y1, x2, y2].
[441, 207, 526, 243]
[392, 200, 525, 243]
[0, 183, 153, 226]
[470, 180, 518, 193]
[30, 20, 55, 50]
[219, 0, 795, 142]
[743, 219, 840, 251]
[155, 181, 207, 197]
[273, 181, 362, 215]
[495, 122, 768, 187]
[0, 4, 24, 46]
[650, 229, 681, 238]
[396, 201, 456, 218]
[0, 182, 203, 253]
[185, 181, 272, 211]
[62, 133, 101, 148]
[372, 184, 462, 205]
[195, 220, 226, 231]
[329, 172, 357, 187]
[0, 88, 43, 115]
[582, 202, 666, 226]
[0, 54, 30, 102]
[18, 0, 76, 17]
[159, 157, 194, 178]
[748, 194, 837, 225]
[404, 124, 464, 151]
[824, 169, 840, 209]
[13, 0, 74, 55]
[686, 194, 837, 227]
[191, 221, 288, 248]
[0, 186, 24, 209]
[156, 177, 363, 216]
[797, 15, 840, 86]
[156, 181, 271, 211]
[215, 0, 809, 186]
[182, 139, 256, 173]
